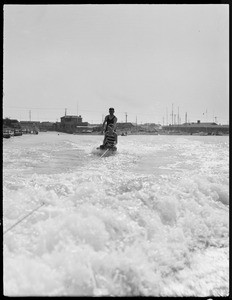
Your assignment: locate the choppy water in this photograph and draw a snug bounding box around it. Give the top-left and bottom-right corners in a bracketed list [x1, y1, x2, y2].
[3, 132, 229, 296]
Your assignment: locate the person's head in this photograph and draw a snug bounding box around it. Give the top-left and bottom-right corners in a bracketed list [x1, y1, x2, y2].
[109, 108, 114, 115]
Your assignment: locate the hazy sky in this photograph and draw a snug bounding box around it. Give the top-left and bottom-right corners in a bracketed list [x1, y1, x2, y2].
[3, 4, 229, 124]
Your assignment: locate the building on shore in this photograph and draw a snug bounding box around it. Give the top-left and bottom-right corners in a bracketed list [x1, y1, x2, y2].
[116, 122, 161, 134]
[19, 115, 94, 134]
[138, 123, 160, 133]
[161, 120, 229, 135]
[3, 118, 21, 129]
[59, 115, 89, 133]
[3, 118, 24, 135]
[75, 126, 96, 133]
[39, 121, 58, 132]
[20, 120, 58, 133]
[20, 121, 40, 133]
[115, 122, 136, 134]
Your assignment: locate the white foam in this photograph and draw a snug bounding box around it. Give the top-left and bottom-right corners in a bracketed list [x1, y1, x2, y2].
[3, 133, 229, 296]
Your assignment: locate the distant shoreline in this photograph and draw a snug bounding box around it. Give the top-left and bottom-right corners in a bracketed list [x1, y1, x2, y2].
[56, 131, 229, 137]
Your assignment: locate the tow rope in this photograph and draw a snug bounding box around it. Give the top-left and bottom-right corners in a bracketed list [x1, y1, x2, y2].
[3, 202, 45, 235]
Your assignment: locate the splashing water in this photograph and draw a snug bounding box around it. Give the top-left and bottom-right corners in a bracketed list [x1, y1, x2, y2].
[3, 132, 229, 296]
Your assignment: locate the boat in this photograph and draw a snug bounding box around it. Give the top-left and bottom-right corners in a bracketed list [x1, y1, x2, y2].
[3, 129, 12, 139]
[3, 132, 11, 139]
[14, 129, 22, 136]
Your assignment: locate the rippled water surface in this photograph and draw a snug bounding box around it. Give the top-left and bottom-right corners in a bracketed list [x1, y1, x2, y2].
[3, 132, 229, 296]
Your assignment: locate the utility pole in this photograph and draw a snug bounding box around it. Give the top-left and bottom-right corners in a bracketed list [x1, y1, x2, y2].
[172, 103, 174, 125]
[185, 112, 187, 123]
[29, 110, 31, 122]
[166, 107, 168, 125]
[125, 112, 127, 123]
[65, 108, 67, 116]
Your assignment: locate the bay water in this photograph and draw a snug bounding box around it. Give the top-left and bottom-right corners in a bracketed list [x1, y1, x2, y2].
[3, 132, 229, 296]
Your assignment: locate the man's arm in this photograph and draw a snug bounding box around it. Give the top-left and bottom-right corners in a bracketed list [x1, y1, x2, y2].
[103, 135, 107, 145]
[113, 116, 117, 131]
[102, 116, 108, 133]
[114, 132, 118, 145]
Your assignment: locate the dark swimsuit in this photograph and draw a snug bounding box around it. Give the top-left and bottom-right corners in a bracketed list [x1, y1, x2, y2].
[100, 130, 117, 150]
[104, 132, 116, 147]
[106, 115, 116, 131]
